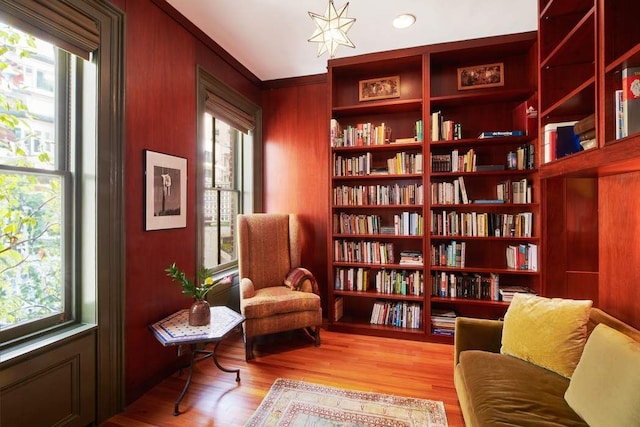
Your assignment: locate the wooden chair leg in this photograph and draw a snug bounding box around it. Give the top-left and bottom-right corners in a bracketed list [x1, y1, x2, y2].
[314, 327, 320, 346]
[244, 336, 253, 361]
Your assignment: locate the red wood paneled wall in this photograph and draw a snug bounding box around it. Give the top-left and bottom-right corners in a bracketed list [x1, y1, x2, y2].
[261, 79, 330, 311]
[598, 171, 640, 329]
[113, 0, 261, 403]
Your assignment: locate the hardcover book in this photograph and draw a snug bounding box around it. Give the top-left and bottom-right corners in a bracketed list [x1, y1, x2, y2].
[622, 67, 640, 137]
[478, 130, 524, 139]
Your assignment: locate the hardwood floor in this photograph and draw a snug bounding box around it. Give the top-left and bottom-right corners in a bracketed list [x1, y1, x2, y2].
[102, 328, 464, 426]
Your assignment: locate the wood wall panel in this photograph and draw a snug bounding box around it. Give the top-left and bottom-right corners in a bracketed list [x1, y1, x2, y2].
[120, 0, 262, 404]
[0, 332, 95, 427]
[598, 172, 640, 329]
[261, 81, 330, 310]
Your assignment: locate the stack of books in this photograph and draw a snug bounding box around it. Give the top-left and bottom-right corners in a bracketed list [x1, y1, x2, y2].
[399, 250, 423, 265]
[499, 286, 537, 303]
[431, 309, 456, 337]
[573, 113, 596, 150]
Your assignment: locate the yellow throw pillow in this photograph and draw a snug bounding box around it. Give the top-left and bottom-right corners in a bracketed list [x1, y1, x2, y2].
[500, 293, 592, 378]
[564, 324, 640, 427]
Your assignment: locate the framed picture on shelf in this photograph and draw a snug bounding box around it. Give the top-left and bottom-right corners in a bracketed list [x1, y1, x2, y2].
[359, 75, 400, 101]
[457, 62, 504, 90]
[144, 149, 187, 231]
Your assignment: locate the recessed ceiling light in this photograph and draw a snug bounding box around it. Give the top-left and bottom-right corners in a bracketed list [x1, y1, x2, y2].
[393, 14, 416, 29]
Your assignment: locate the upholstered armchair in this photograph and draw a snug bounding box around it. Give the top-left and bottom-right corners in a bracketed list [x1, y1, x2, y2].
[237, 213, 322, 361]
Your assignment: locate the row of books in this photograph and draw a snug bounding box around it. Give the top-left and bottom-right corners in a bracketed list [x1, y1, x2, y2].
[375, 269, 424, 295]
[333, 213, 382, 235]
[431, 309, 456, 337]
[393, 211, 423, 236]
[370, 301, 422, 329]
[334, 267, 370, 292]
[430, 177, 531, 205]
[334, 267, 424, 295]
[430, 242, 466, 268]
[506, 243, 538, 271]
[334, 240, 394, 264]
[430, 176, 469, 204]
[431, 111, 463, 141]
[542, 121, 581, 164]
[431, 149, 476, 173]
[430, 211, 533, 238]
[330, 119, 424, 147]
[333, 151, 423, 177]
[616, 67, 640, 140]
[431, 272, 500, 300]
[496, 178, 531, 204]
[333, 183, 424, 206]
[506, 143, 535, 170]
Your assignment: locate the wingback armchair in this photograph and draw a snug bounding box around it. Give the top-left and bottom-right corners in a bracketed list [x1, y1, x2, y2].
[237, 213, 322, 361]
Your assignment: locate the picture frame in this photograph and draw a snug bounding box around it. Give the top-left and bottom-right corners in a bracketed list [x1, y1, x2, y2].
[457, 62, 504, 90]
[359, 75, 400, 101]
[144, 149, 187, 231]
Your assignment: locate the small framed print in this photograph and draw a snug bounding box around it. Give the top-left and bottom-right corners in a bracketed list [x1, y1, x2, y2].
[359, 75, 400, 101]
[144, 149, 187, 231]
[457, 62, 504, 90]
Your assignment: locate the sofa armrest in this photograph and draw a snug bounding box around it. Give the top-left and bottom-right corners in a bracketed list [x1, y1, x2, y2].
[454, 317, 504, 366]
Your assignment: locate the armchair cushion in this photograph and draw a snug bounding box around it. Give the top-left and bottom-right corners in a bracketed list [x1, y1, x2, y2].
[284, 267, 318, 293]
[242, 286, 321, 319]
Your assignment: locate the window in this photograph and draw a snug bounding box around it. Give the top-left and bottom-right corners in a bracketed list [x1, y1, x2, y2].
[197, 69, 262, 273]
[0, 22, 91, 344]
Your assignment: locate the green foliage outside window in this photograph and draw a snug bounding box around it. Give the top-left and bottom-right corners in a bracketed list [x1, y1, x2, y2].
[0, 25, 63, 331]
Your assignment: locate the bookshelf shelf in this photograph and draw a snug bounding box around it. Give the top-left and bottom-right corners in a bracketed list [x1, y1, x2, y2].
[333, 204, 424, 210]
[332, 98, 422, 116]
[429, 235, 539, 242]
[333, 290, 424, 302]
[333, 234, 423, 240]
[430, 266, 538, 275]
[431, 297, 510, 307]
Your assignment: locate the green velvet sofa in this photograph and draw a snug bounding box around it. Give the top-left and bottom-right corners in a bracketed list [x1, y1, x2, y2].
[454, 307, 640, 426]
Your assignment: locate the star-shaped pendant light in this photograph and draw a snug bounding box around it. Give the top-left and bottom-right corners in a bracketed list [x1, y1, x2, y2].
[308, 1, 356, 58]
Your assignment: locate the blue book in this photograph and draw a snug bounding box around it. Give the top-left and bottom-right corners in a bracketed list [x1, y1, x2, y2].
[478, 130, 524, 138]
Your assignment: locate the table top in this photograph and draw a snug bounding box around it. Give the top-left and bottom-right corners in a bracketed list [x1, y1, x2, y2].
[150, 305, 245, 346]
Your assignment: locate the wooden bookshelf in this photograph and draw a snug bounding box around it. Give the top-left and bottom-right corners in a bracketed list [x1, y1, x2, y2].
[538, 0, 640, 330]
[327, 32, 541, 342]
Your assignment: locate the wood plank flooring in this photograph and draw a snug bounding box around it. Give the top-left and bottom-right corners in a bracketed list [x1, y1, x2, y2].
[102, 328, 464, 426]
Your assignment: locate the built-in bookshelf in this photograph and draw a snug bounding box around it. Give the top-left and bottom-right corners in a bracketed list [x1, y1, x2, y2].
[327, 32, 541, 342]
[538, 0, 640, 329]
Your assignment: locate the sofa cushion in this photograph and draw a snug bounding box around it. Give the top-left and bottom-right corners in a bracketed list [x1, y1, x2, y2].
[241, 286, 320, 319]
[564, 324, 640, 427]
[457, 350, 588, 426]
[501, 293, 592, 378]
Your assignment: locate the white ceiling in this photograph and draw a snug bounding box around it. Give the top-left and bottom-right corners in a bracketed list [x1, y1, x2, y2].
[166, 0, 539, 81]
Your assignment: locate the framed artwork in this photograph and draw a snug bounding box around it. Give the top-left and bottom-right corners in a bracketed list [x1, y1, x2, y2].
[359, 75, 400, 101]
[144, 149, 187, 230]
[457, 62, 504, 90]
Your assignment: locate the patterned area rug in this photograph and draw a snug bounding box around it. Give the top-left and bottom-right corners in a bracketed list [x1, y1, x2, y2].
[245, 378, 448, 427]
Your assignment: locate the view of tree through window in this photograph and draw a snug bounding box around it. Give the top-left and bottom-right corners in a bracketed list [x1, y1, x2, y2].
[0, 23, 68, 334]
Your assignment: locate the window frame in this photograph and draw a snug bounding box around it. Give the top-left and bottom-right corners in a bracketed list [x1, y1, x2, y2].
[196, 67, 262, 275]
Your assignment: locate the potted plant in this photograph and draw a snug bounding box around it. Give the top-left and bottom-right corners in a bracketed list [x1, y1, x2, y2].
[165, 262, 229, 326]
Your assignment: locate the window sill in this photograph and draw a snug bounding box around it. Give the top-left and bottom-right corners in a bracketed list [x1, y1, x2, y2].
[0, 323, 97, 367]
